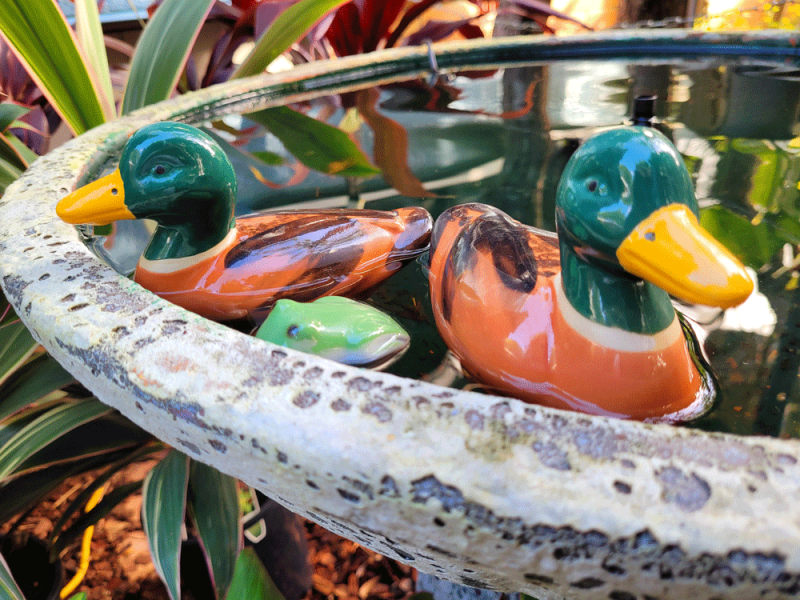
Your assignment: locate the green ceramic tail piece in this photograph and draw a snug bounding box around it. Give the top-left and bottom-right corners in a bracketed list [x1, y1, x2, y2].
[255, 296, 410, 369]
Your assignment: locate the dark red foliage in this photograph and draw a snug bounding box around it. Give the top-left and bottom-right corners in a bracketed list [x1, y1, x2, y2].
[326, 0, 460, 56]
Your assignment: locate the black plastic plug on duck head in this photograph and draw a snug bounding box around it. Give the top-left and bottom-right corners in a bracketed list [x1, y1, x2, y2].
[631, 94, 657, 127]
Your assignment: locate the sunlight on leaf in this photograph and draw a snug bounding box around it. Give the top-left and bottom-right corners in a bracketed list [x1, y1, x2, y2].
[700, 205, 788, 271]
[74, 0, 115, 119]
[232, 0, 350, 78]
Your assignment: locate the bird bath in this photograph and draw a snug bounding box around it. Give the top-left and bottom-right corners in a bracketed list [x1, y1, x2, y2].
[2, 31, 800, 600]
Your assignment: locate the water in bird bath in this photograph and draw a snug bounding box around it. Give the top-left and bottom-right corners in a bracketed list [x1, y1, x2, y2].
[80, 56, 800, 438]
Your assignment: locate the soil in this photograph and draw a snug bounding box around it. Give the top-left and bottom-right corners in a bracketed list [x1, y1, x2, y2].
[2, 457, 417, 600]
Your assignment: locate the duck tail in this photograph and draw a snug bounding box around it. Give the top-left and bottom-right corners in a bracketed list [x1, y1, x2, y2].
[388, 206, 434, 261]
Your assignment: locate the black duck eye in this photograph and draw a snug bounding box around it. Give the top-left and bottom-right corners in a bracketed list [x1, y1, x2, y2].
[154, 164, 166, 175]
[586, 179, 598, 192]
[286, 324, 300, 338]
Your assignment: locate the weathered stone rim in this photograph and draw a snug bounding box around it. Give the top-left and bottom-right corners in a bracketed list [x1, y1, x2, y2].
[2, 32, 800, 600]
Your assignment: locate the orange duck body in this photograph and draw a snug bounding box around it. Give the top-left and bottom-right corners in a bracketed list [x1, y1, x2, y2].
[428, 203, 708, 421]
[427, 126, 753, 422]
[134, 207, 432, 322]
[56, 122, 432, 323]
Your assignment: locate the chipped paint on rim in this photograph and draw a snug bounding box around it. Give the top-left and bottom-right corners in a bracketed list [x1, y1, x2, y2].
[1, 32, 800, 600]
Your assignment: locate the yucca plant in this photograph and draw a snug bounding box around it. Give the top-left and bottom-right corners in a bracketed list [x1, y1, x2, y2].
[0, 0, 355, 597]
[0, 1, 589, 597]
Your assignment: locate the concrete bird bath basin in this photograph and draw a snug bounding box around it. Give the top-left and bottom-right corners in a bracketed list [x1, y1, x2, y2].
[2, 31, 800, 600]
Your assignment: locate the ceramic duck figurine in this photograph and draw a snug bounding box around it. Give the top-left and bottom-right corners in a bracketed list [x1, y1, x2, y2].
[255, 296, 410, 369]
[428, 127, 754, 422]
[56, 122, 432, 322]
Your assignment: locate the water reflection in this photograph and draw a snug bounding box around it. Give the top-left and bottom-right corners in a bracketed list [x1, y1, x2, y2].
[90, 57, 800, 438]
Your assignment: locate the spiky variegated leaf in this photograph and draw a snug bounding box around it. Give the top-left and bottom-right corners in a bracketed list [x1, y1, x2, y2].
[142, 451, 189, 600]
[0, 0, 109, 133]
[122, 0, 216, 114]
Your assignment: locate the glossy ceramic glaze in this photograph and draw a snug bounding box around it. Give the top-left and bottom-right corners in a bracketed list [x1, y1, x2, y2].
[4, 32, 800, 600]
[428, 127, 752, 421]
[255, 296, 410, 369]
[56, 123, 433, 322]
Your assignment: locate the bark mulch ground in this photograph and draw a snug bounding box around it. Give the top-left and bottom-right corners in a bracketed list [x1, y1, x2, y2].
[2, 458, 417, 600]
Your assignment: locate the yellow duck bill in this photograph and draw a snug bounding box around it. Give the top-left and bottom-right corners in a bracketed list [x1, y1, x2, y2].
[56, 169, 135, 225]
[617, 203, 753, 309]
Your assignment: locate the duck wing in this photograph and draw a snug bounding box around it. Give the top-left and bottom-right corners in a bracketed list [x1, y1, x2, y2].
[226, 208, 431, 307]
[431, 203, 559, 323]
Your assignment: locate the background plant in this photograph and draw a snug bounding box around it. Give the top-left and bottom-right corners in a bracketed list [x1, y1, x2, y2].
[0, 0, 351, 597]
[0, 0, 587, 597]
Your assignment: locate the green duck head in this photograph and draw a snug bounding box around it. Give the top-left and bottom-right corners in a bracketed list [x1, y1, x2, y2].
[57, 122, 237, 260]
[555, 126, 752, 321]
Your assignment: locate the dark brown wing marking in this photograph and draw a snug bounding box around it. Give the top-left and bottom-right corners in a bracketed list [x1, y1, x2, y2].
[431, 203, 490, 255]
[225, 215, 355, 269]
[283, 231, 367, 297]
[387, 207, 432, 261]
[467, 211, 538, 295]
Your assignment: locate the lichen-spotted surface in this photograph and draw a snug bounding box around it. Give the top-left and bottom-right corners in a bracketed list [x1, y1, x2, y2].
[2, 33, 800, 600]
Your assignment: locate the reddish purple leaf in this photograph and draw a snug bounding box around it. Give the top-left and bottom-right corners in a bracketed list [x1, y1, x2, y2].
[359, 0, 405, 52]
[403, 17, 483, 46]
[254, 0, 297, 38]
[356, 88, 435, 198]
[384, 0, 449, 48]
[307, 11, 337, 43]
[327, 2, 362, 56]
[510, 0, 593, 30]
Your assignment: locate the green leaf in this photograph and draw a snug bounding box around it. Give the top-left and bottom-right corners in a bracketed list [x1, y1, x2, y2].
[699, 205, 786, 271]
[0, 132, 27, 176]
[0, 397, 111, 480]
[0, 355, 74, 423]
[232, 0, 351, 79]
[0, 0, 109, 134]
[0, 103, 29, 132]
[14, 412, 153, 478]
[0, 155, 24, 194]
[68, 593, 88, 600]
[0, 552, 24, 600]
[122, 0, 215, 114]
[0, 130, 38, 170]
[225, 547, 287, 600]
[74, 0, 115, 119]
[0, 446, 138, 524]
[248, 106, 380, 177]
[143, 451, 189, 600]
[188, 461, 242, 599]
[252, 151, 285, 166]
[0, 320, 37, 389]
